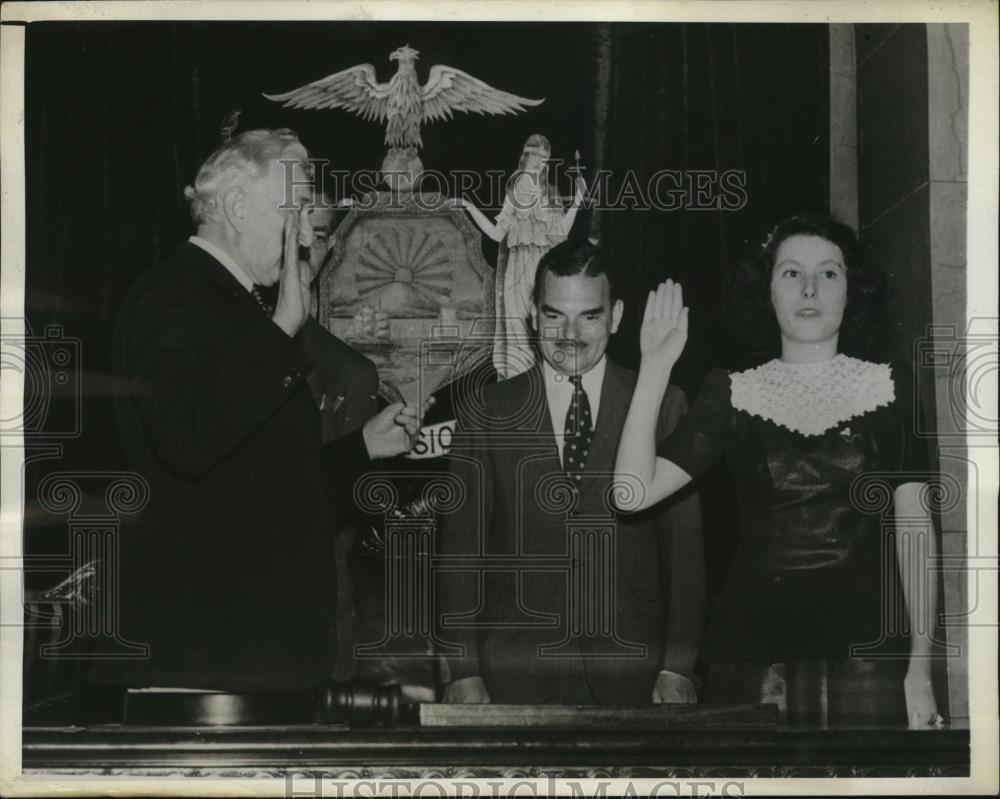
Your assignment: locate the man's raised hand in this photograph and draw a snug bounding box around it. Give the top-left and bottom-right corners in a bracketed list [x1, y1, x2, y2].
[272, 208, 313, 337]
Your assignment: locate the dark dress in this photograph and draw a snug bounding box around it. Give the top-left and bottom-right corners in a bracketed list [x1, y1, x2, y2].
[657, 357, 931, 727]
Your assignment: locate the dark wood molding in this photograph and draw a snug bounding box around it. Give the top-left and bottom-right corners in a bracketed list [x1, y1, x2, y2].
[22, 726, 969, 778]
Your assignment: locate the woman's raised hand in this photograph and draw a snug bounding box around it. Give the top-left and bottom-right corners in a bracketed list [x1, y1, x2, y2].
[640, 280, 689, 370]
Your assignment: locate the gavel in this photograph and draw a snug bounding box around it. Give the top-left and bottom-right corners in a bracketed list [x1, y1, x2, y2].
[317, 680, 419, 728]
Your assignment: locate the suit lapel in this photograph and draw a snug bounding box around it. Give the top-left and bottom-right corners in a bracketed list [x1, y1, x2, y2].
[506, 366, 567, 554]
[503, 364, 557, 437]
[498, 364, 561, 477]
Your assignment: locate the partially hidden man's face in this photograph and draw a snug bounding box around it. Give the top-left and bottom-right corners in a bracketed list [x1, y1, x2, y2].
[236, 144, 312, 286]
[531, 270, 623, 377]
[307, 206, 335, 274]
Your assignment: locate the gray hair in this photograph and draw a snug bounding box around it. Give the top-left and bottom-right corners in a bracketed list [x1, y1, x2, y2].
[183, 128, 308, 225]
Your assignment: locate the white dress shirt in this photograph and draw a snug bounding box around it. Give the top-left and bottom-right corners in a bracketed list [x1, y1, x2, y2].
[189, 235, 253, 292]
[542, 356, 606, 463]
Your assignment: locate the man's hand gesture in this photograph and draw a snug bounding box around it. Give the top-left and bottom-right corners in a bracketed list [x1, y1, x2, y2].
[272, 208, 313, 338]
[362, 397, 435, 460]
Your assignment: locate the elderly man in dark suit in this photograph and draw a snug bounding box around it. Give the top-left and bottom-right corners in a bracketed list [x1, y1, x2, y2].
[437, 241, 704, 705]
[102, 129, 422, 692]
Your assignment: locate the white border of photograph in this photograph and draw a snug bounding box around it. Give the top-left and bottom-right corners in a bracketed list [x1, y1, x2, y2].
[1, 1, 996, 796]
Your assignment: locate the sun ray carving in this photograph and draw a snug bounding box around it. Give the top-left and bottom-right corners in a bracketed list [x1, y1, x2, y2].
[354, 225, 456, 316]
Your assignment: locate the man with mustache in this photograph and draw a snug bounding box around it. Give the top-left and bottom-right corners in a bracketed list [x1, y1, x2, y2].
[437, 240, 705, 704]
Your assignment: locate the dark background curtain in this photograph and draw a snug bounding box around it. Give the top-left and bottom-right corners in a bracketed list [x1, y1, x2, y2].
[22, 20, 829, 694]
[599, 23, 830, 381]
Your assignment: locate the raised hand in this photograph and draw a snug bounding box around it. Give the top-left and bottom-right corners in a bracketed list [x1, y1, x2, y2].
[640, 279, 689, 371]
[272, 207, 313, 337]
[297, 201, 314, 248]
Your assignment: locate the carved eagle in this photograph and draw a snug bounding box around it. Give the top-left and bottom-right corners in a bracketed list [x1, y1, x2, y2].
[263, 44, 544, 150]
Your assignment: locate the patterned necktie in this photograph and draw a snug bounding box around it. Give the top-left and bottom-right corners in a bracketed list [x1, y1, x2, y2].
[564, 375, 593, 481]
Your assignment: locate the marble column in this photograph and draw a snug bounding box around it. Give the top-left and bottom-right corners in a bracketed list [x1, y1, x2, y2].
[854, 22, 971, 726]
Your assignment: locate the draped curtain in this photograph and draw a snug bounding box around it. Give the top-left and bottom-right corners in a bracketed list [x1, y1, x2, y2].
[592, 23, 830, 386]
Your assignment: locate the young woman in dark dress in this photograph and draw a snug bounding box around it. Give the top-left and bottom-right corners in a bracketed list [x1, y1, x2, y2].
[614, 214, 943, 729]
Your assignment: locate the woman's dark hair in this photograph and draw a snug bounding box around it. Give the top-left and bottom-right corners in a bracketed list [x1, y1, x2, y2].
[728, 213, 886, 363]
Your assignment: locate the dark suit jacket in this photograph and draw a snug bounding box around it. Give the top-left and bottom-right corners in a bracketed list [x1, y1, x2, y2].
[298, 318, 379, 445]
[297, 318, 379, 681]
[436, 360, 704, 704]
[98, 242, 368, 691]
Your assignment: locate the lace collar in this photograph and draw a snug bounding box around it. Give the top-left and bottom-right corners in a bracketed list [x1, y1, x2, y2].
[730, 355, 894, 436]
